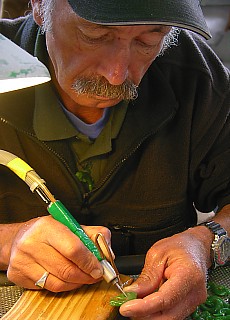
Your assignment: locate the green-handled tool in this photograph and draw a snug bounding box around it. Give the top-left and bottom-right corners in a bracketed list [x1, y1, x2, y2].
[0, 150, 126, 295]
[48, 200, 102, 261]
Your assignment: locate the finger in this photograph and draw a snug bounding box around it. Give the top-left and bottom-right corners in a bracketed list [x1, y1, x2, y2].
[8, 238, 102, 287]
[120, 282, 178, 318]
[131, 312, 162, 320]
[121, 275, 207, 319]
[40, 246, 101, 284]
[33, 270, 85, 292]
[40, 220, 104, 279]
[127, 291, 203, 320]
[23, 241, 101, 284]
[51, 237, 103, 279]
[90, 231, 115, 261]
[83, 225, 112, 247]
[120, 298, 152, 318]
[124, 268, 163, 298]
[8, 261, 96, 293]
[83, 225, 115, 260]
[154, 265, 206, 310]
[8, 252, 96, 287]
[120, 292, 170, 318]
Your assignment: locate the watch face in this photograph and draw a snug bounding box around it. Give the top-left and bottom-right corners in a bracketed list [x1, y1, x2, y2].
[214, 236, 230, 266]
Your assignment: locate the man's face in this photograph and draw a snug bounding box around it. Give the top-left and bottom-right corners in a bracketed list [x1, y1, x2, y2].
[33, 0, 171, 111]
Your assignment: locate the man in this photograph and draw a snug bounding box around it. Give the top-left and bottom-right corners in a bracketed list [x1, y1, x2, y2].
[0, 0, 229, 319]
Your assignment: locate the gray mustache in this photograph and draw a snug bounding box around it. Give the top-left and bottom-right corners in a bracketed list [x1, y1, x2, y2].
[71, 76, 138, 100]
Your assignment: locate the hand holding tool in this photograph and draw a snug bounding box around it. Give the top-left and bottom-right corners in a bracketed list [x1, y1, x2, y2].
[0, 150, 126, 295]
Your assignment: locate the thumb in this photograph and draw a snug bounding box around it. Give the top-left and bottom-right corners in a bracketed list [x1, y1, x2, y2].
[124, 265, 163, 298]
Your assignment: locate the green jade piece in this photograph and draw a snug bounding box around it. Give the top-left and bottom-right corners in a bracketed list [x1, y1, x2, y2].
[110, 292, 137, 307]
[191, 281, 230, 320]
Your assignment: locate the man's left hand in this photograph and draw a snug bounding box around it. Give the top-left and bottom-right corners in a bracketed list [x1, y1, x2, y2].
[119, 228, 212, 319]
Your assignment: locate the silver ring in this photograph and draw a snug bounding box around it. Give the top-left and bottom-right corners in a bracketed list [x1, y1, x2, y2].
[35, 271, 49, 289]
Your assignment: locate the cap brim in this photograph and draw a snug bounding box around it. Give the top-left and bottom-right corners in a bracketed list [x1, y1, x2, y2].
[68, 0, 211, 39]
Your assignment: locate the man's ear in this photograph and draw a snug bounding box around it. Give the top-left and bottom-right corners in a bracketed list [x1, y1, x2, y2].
[30, 0, 43, 26]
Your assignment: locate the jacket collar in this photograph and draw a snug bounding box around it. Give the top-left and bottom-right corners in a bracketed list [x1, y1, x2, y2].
[33, 83, 77, 141]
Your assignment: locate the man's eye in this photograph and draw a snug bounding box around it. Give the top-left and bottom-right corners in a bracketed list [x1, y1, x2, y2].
[135, 40, 158, 53]
[81, 33, 108, 44]
[137, 40, 157, 49]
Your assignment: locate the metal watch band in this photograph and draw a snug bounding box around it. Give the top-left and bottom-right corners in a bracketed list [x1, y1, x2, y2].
[200, 220, 229, 268]
[205, 221, 227, 237]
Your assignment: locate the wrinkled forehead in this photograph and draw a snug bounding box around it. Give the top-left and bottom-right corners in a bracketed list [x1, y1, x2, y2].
[66, 0, 211, 39]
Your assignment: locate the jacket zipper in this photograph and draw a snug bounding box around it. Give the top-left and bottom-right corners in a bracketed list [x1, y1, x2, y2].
[1, 106, 177, 207]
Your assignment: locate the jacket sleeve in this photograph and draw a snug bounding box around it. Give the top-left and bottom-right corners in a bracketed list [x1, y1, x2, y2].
[189, 56, 230, 212]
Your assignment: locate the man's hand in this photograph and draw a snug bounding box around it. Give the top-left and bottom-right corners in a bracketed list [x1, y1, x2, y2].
[119, 228, 213, 320]
[6, 216, 111, 292]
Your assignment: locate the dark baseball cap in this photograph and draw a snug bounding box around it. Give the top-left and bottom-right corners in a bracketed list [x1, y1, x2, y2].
[67, 0, 211, 39]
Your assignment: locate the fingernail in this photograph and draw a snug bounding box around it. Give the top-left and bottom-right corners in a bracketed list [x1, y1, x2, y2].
[124, 283, 139, 291]
[90, 268, 103, 279]
[121, 309, 132, 317]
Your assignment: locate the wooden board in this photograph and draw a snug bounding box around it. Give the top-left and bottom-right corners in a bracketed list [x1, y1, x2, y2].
[2, 275, 133, 320]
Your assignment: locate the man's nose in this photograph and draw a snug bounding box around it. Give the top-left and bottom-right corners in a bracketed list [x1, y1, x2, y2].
[97, 46, 131, 85]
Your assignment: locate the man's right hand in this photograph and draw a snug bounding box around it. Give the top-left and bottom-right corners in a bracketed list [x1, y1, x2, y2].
[2, 215, 111, 292]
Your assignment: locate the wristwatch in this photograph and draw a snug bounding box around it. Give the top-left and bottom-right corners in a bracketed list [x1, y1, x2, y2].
[202, 220, 230, 268]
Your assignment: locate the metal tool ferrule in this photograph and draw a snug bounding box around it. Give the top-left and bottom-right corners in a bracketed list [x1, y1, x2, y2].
[100, 259, 117, 283]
